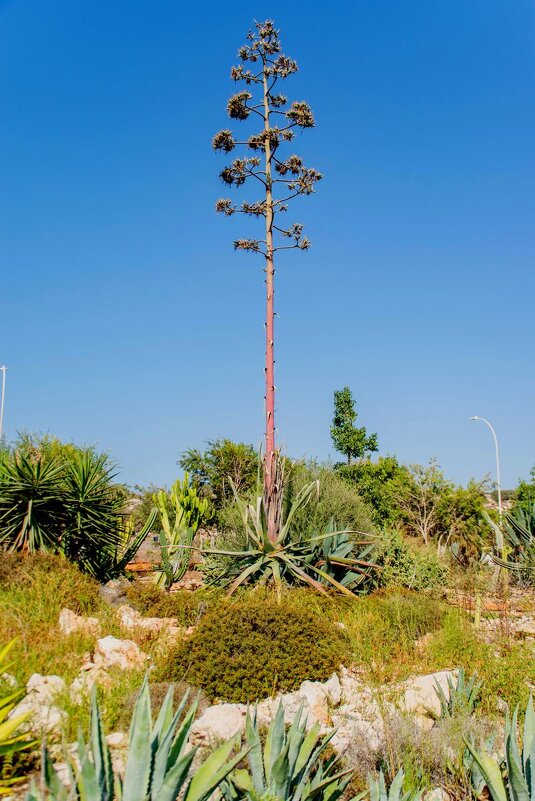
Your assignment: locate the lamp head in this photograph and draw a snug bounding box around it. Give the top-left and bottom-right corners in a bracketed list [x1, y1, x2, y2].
[469, 416, 480, 421]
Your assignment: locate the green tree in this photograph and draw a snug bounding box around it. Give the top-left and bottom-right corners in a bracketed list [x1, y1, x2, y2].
[213, 20, 321, 541]
[178, 439, 258, 510]
[330, 387, 378, 465]
[337, 455, 411, 526]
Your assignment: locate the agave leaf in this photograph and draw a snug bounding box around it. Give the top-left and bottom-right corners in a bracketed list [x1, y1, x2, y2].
[522, 695, 534, 773]
[505, 706, 530, 801]
[167, 698, 199, 766]
[305, 563, 356, 597]
[77, 728, 103, 801]
[185, 737, 247, 801]
[244, 709, 265, 795]
[40, 747, 70, 801]
[264, 703, 286, 786]
[156, 751, 196, 801]
[279, 555, 329, 595]
[89, 688, 113, 801]
[464, 738, 507, 801]
[122, 677, 152, 801]
[226, 558, 267, 596]
[279, 481, 318, 544]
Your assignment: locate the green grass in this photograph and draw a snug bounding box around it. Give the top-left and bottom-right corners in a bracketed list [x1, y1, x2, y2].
[1, 554, 533, 745]
[0, 553, 116, 683]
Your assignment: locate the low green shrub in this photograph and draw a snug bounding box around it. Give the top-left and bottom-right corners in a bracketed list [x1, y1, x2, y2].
[160, 594, 350, 702]
[424, 611, 535, 715]
[339, 590, 447, 682]
[374, 529, 448, 592]
[125, 582, 221, 626]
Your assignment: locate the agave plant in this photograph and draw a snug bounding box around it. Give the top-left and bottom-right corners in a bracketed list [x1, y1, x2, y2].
[465, 695, 535, 801]
[153, 474, 209, 589]
[201, 480, 377, 597]
[28, 678, 247, 801]
[433, 669, 482, 719]
[221, 702, 354, 801]
[315, 518, 379, 591]
[0, 641, 36, 796]
[485, 506, 535, 581]
[366, 770, 423, 801]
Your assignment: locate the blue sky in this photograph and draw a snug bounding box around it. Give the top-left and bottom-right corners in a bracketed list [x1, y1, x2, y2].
[1, 0, 534, 489]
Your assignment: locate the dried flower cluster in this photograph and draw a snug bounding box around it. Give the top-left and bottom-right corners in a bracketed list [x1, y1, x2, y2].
[212, 19, 321, 258]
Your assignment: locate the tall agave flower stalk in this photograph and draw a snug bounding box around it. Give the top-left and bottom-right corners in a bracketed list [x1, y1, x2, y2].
[213, 20, 321, 542]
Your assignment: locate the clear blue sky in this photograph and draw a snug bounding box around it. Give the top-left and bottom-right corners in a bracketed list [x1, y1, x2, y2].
[1, 0, 534, 489]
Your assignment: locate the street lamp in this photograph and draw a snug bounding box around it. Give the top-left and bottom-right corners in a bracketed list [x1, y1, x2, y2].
[469, 415, 502, 518]
[0, 366, 6, 442]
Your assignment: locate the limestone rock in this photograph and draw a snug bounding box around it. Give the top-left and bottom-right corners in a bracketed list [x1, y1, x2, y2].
[12, 674, 67, 738]
[402, 670, 457, 726]
[424, 789, 450, 801]
[117, 604, 180, 635]
[59, 608, 101, 637]
[514, 615, 535, 636]
[99, 579, 129, 607]
[190, 704, 246, 744]
[94, 636, 147, 671]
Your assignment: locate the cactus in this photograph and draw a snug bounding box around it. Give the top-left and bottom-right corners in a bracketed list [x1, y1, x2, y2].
[153, 474, 208, 589]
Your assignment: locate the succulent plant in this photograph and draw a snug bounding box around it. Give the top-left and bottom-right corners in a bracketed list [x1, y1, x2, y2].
[433, 668, 482, 719]
[366, 769, 423, 801]
[203, 480, 377, 597]
[27, 677, 246, 801]
[0, 641, 36, 796]
[153, 473, 209, 589]
[466, 695, 535, 801]
[221, 702, 353, 801]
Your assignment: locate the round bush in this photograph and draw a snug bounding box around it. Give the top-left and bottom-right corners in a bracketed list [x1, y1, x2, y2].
[161, 595, 350, 702]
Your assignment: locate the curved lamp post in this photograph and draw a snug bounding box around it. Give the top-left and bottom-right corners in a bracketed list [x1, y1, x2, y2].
[469, 415, 502, 518]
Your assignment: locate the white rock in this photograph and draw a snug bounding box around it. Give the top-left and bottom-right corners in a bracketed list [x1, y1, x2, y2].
[59, 608, 101, 637]
[323, 673, 342, 705]
[117, 604, 179, 633]
[106, 731, 127, 748]
[424, 789, 450, 801]
[402, 670, 457, 723]
[190, 704, 246, 743]
[26, 673, 67, 702]
[515, 616, 535, 636]
[93, 636, 147, 671]
[12, 674, 68, 738]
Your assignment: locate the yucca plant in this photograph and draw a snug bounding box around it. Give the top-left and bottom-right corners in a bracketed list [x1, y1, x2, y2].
[0, 450, 65, 552]
[221, 702, 353, 801]
[202, 479, 377, 597]
[28, 678, 247, 801]
[0, 641, 36, 796]
[82, 508, 158, 582]
[366, 770, 423, 801]
[0, 437, 148, 580]
[433, 669, 482, 719]
[465, 695, 535, 801]
[153, 474, 209, 589]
